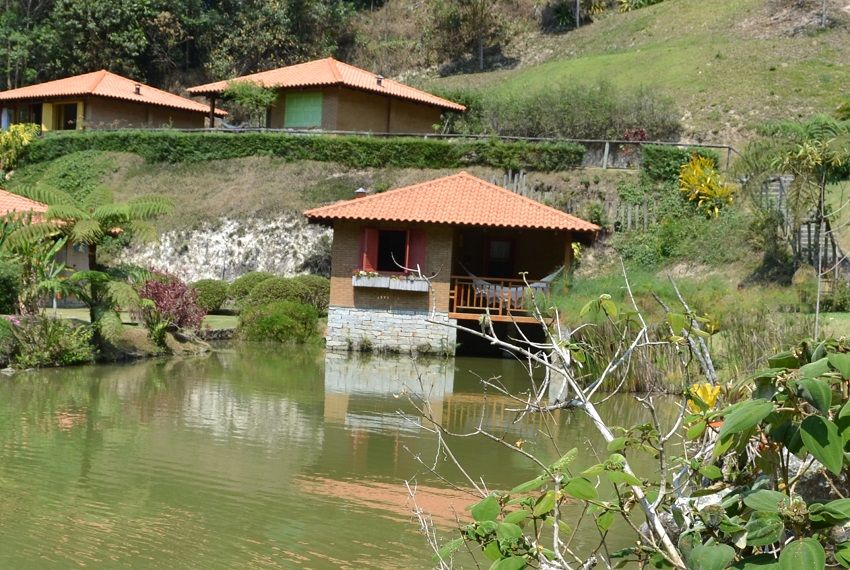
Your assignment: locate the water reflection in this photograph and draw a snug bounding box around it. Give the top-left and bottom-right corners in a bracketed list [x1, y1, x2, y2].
[0, 348, 678, 568]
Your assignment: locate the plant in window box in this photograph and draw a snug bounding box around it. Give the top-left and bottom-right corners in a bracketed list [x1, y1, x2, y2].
[352, 270, 390, 289]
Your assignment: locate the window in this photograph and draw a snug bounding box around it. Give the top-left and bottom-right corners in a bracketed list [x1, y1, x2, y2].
[284, 92, 322, 128]
[57, 103, 79, 130]
[487, 239, 514, 277]
[360, 228, 427, 274]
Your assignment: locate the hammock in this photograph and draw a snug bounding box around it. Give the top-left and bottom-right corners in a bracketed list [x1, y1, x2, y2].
[459, 263, 563, 306]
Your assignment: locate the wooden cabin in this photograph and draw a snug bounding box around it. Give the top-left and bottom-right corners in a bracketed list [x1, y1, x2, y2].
[0, 70, 226, 131]
[304, 172, 599, 355]
[188, 58, 465, 133]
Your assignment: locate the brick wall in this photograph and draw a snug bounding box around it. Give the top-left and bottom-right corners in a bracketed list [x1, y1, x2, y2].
[329, 221, 453, 312]
[84, 96, 204, 129]
[388, 98, 442, 133]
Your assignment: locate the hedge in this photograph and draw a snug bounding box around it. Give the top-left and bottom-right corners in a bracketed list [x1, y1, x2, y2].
[23, 131, 586, 172]
[641, 144, 721, 183]
[191, 279, 229, 312]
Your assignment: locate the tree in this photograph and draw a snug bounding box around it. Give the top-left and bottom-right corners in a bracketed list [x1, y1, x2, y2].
[6, 186, 171, 334]
[221, 81, 278, 127]
[735, 115, 850, 339]
[429, 0, 508, 71]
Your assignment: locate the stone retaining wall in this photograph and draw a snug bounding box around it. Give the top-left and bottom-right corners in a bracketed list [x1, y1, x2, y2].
[326, 306, 456, 355]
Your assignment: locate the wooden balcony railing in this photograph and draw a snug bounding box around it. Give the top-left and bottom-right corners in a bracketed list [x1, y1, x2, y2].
[449, 276, 550, 321]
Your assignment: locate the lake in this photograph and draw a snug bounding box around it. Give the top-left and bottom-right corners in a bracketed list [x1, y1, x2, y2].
[0, 346, 677, 568]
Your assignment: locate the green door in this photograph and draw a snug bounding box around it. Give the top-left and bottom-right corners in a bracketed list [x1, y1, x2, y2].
[284, 92, 323, 129]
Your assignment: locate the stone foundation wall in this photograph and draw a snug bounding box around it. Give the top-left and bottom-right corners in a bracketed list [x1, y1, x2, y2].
[326, 306, 456, 355]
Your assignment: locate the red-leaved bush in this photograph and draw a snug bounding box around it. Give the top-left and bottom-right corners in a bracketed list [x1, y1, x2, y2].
[136, 271, 206, 331]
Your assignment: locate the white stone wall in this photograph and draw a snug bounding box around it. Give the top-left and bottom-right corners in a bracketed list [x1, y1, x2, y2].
[326, 306, 457, 355]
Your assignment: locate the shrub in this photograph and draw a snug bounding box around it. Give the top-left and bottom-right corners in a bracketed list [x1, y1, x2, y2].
[0, 123, 39, 171]
[291, 275, 331, 314]
[23, 131, 585, 173]
[7, 316, 94, 368]
[641, 145, 720, 182]
[228, 271, 274, 304]
[0, 317, 17, 366]
[246, 277, 309, 307]
[238, 301, 318, 343]
[191, 279, 229, 312]
[136, 272, 206, 332]
[678, 154, 735, 217]
[0, 259, 21, 314]
[440, 81, 681, 141]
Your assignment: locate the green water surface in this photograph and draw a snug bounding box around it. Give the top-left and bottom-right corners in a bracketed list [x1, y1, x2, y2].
[0, 346, 675, 568]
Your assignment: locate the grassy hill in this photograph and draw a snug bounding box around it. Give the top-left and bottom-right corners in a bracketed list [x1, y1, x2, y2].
[420, 0, 849, 144]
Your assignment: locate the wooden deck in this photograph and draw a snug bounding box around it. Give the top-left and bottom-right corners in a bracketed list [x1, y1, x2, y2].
[449, 276, 547, 324]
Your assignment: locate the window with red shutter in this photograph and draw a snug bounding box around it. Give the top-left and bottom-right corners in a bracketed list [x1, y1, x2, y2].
[408, 230, 427, 273]
[360, 228, 380, 271]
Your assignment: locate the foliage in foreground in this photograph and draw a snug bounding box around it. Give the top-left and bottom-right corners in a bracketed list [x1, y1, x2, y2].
[136, 272, 206, 347]
[191, 279, 229, 313]
[238, 301, 318, 344]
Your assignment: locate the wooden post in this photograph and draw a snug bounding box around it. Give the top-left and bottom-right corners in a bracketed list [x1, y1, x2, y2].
[564, 232, 573, 273]
[602, 141, 610, 169]
[208, 96, 216, 128]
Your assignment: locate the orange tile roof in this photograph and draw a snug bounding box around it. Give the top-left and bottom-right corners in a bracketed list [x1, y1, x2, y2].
[188, 58, 465, 112]
[0, 70, 226, 116]
[304, 172, 599, 232]
[0, 188, 48, 222]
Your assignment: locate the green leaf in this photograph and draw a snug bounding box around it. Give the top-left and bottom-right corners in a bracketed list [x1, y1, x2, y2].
[835, 541, 850, 568]
[731, 554, 780, 569]
[607, 437, 628, 452]
[778, 538, 825, 570]
[809, 498, 850, 523]
[483, 540, 501, 561]
[551, 447, 578, 471]
[718, 399, 775, 440]
[581, 463, 605, 476]
[503, 509, 530, 525]
[743, 490, 787, 513]
[472, 496, 501, 523]
[745, 512, 784, 546]
[698, 464, 723, 480]
[510, 477, 545, 494]
[687, 544, 736, 570]
[489, 556, 526, 570]
[768, 351, 799, 368]
[800, 357, 830, 379]
[496, 522, 523, 543]
[830, 353, 850, 380]
[433, 537, 464, 562]
[607, 471, 642, 486]
[596, 510, 615, 532]
[532, 491, 556, 517]
[838, 400, 850, 443]
[688, 421, 707, 440]
[797, 378, 832, 414]
[564, 477, 598, 500]
[800, 415, 844, 475]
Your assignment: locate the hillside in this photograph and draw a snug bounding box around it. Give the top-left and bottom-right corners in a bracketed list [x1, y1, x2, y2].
[413, 0, 850, 144]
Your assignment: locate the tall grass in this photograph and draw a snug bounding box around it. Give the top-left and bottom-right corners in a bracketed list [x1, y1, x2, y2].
[551, 271, 810, 393]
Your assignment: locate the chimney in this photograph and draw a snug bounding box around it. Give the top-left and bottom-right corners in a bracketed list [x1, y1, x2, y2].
[354, 187, 368, 199]
[134, 83, 141, 95]
[376, 75, 384, 87]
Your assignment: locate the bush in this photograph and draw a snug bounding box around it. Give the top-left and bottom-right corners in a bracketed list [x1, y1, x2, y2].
[191, 279, 229, 312]
[291, 275, 331, 314]
[0, 317, 16, 366]
[7, 316, 94, 368]
[136, 272, 206, 332]
[0, 259, 20, 314]
[439, 81, 681, 141]
[228, 271, 275, 304]
[246, 277, 309, 307]
[641, 145, 720, 182]
[239, 301, 318, 343]
[23, 131, 585, 173]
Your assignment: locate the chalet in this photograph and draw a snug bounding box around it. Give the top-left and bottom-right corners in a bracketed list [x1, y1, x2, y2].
[0, 188, 87, 271]
[304, 172, 599, 355]
[0, 70, 226, 131]
[188, 57, 465, 133]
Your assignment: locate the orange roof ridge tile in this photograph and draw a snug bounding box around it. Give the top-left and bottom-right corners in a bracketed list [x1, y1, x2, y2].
[304, 172, 599, 232]
[188, 57, 465, 112]
[0, 188, 48, 222]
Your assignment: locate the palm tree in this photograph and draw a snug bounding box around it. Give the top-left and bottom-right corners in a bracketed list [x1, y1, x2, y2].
[6, 185, 172, 335]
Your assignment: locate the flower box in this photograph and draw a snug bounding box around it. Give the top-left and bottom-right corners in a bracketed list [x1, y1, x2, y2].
[352, 275, 391, 288]
[388, 278, 429, 292]
[351, 274, 429, 292]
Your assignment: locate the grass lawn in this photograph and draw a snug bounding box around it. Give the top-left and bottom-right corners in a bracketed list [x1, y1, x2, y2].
[823, 312, 850, 338]
[52, 308, 239, 330]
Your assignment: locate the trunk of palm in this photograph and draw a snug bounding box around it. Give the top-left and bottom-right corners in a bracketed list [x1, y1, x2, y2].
[87, 243, 103, 337]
